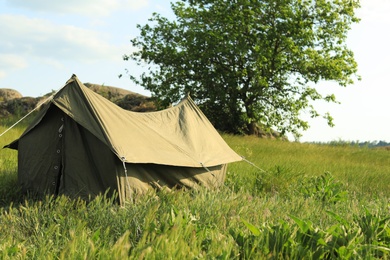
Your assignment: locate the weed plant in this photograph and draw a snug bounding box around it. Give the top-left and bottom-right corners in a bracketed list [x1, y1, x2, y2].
[0, 123, 390, 259]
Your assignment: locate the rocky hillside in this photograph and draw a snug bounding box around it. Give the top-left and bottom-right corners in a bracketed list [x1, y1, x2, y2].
[83, 83, 156, 112]
[0, 84, 156, 118]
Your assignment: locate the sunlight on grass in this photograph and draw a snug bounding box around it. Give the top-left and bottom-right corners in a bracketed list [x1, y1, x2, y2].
[225, 134, 390, 196]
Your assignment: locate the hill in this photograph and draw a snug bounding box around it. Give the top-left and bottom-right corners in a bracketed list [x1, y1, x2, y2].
[0, 83, 156, 117]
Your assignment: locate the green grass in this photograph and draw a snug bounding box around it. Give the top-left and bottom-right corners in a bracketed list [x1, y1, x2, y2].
[1, 121, 390, 259]
[225, 135, 390, 196]
[0, 120, 23, 206]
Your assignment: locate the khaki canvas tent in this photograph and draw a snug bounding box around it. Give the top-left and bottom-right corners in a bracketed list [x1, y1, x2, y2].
[5, 75, 242, 204]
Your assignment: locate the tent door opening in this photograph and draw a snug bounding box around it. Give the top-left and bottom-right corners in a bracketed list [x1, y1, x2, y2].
[52, 118, 64, 195]
[54, 164, 63, 195]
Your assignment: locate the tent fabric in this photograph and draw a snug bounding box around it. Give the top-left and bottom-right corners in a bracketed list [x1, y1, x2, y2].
[53, 75, 242, 167]
[5, 74, 242, 202]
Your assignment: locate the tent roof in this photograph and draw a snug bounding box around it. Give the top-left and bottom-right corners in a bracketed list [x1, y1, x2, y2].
[40, 75, 242, 167]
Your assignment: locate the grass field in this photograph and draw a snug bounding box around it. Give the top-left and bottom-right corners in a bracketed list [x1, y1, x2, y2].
[1, 119, 390, 259]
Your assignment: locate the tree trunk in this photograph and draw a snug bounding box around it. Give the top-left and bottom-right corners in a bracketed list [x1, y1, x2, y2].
[244, 97, 258, 135]
[247, 121, 258, 136]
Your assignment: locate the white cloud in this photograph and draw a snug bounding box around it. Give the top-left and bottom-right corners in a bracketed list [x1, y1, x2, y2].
[4, 0, 149, 16]
[0, 54, 28, 78]
[0, 54, 28, 70]
[0, 14, 126, 63]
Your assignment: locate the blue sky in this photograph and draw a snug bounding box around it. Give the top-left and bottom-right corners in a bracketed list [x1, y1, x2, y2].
[0, 0, 389, 142]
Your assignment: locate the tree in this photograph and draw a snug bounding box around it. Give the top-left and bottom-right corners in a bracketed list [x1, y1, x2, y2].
[124, 0, 360, 138]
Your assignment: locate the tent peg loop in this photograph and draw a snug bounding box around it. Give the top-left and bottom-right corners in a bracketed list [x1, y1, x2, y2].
[121, 156, 132, 201]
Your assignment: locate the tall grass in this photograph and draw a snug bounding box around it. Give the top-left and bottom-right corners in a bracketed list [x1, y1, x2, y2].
[1, 121, 390, 259]
[224, 135, 390, 197]
[0, 117, 25, 206]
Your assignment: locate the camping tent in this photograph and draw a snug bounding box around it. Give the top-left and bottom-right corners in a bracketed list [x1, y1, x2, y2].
[5, 75, 242, 204]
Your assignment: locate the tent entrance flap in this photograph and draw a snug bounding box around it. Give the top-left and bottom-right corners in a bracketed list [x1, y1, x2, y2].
[16, 106, 66, 195]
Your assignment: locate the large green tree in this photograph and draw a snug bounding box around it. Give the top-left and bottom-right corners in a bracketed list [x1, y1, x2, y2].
[125, 0, 360, 137]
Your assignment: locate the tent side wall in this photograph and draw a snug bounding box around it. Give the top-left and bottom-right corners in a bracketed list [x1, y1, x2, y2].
[116, 163, 227, 202]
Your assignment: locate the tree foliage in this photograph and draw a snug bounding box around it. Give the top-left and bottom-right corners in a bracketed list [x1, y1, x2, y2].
[125, 0, 360, 137]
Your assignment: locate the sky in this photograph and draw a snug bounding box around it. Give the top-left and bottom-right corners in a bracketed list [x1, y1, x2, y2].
[0, 0, 389, 143]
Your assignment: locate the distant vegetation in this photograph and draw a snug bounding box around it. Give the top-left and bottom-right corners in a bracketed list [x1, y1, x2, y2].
[354, 140, 390, 148]
[312, 140, 390, 149]
[1, 115, 390, 259]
